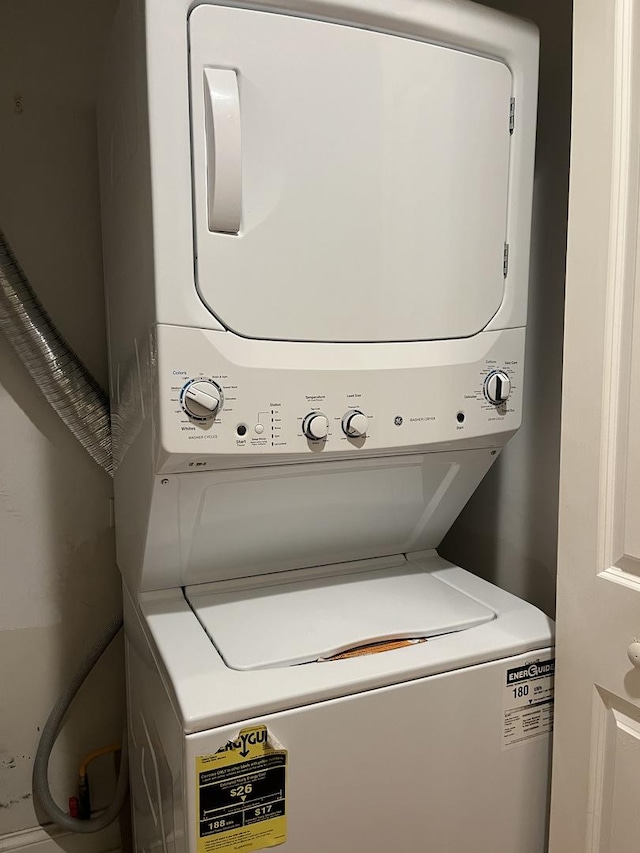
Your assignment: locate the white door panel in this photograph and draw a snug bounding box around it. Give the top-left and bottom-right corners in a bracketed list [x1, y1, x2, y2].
[549, 0, 640, 849]
[189, 6, 512, 342]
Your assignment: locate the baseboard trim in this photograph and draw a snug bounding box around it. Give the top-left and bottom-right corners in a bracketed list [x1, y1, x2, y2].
[0, 822, 120, 853]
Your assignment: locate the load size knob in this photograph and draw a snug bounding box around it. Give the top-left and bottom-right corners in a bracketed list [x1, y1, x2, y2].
[342, 410, 368, 438]
[181, 380, 223, 420]
[484, 370, 511, 406]
[302, 412, 329, 441]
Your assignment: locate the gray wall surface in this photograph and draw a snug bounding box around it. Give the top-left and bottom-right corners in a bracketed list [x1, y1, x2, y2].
[0, 0, 120, 846]
[442, 0, 572, 618]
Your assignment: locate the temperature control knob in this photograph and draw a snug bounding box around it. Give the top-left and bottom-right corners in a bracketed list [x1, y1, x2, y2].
[302, 412, 329, 441]
[484, 371, 511, 406]
[342, 410, 368, 438]
[181, 380, 223, 420]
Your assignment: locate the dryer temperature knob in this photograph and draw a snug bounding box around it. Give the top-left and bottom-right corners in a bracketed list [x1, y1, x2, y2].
[303, 413, 329, 441]
[181, 380, 223, 420]
[484, 371, 511, 406]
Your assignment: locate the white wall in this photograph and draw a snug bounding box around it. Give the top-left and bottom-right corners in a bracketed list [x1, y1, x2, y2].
[441, 0, 572, 618]
[0, 0, 121, 848]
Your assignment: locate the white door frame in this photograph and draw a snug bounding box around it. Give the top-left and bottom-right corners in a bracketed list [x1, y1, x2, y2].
[549, 0, 640, 849]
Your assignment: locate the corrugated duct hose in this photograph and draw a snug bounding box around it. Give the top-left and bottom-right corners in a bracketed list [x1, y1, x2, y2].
[0, 229, 128, 831]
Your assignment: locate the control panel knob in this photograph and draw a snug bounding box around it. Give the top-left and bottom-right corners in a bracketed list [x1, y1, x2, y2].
[181, 380, 223, 420]
[342, 410, 368, 438]
[484, 371, 511, 406]
[302, 412, 329, 441]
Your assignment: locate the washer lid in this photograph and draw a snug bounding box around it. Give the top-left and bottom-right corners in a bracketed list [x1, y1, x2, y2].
[185, 560, 495, 670]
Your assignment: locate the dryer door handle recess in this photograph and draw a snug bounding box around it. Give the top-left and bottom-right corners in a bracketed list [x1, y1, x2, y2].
[204, 68, 242, 233]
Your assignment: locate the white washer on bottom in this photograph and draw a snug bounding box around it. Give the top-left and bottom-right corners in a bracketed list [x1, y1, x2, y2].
[125, 552, 553, 853]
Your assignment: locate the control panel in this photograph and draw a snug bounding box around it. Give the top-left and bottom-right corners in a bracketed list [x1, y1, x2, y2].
[155, 325, 524, 471]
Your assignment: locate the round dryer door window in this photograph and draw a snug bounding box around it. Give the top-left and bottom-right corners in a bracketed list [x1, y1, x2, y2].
[189, 7, 513, 342]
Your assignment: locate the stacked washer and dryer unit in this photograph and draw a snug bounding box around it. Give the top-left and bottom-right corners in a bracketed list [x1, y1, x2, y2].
[98, 1, 553, 851]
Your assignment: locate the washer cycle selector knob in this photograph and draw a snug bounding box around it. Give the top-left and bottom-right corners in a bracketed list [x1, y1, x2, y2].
[342, 410, 368, 438]
[484, 371, 511, 406]
[181, 380, 223, 420]
[302, 412, 329, 441]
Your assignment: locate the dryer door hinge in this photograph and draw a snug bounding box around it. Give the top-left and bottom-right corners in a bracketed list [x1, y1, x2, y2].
[503, 242, 510, 278]
[509, 98, 516, 134]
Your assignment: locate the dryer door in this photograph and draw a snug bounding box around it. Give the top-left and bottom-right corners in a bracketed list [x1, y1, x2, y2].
[189, 7, 513, 343]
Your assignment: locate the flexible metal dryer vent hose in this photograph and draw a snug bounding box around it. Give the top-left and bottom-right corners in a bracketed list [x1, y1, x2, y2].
[0, 229, 113, 475]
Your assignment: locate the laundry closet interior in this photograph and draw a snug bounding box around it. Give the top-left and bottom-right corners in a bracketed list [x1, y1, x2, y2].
[0, 0, 572, 852]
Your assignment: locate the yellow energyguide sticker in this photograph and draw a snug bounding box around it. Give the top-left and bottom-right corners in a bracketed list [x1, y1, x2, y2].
[196, 725, 287, 853]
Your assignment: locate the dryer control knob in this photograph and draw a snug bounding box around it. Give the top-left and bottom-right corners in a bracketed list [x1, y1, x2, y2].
[181, 380, 223, 420]
[342, 410, 368, 438]
[484, 371, 511, 406]
[302, 412, 329, 441]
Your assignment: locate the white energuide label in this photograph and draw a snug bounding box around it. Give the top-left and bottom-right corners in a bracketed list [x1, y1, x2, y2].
[502, 655, 555, 749]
